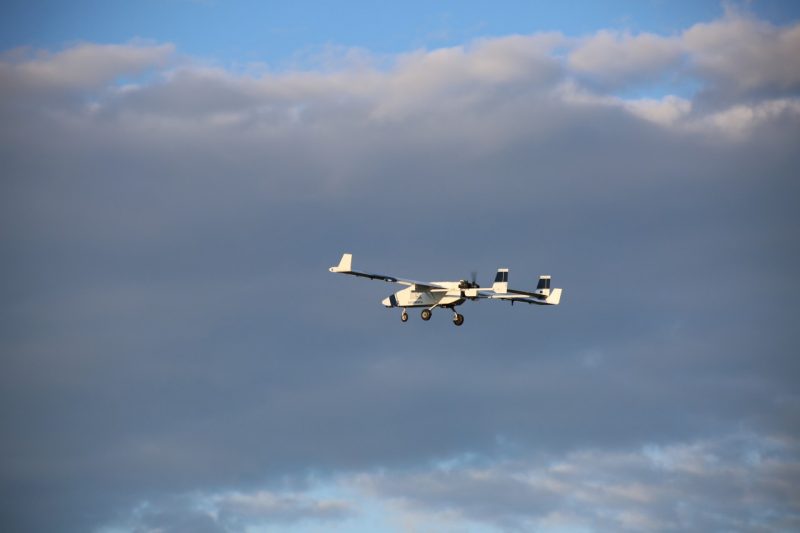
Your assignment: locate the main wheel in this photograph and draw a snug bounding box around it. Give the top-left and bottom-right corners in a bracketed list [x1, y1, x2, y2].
[453, 313, 464, 326]
[401, 312, 408, 322]
[421, 309, 432, 321]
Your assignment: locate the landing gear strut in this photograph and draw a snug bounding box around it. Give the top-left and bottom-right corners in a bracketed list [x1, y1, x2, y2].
[452, 313, 464, 326]
[401, 310, 408, 322]
[421, 308, 432, 321]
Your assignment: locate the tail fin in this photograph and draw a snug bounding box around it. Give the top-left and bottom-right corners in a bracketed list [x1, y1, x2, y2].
[492, 268, 508, 293]
[329, 253, 352, 273]
[546, 288, 562, 305]
[535, 275, 551, 297]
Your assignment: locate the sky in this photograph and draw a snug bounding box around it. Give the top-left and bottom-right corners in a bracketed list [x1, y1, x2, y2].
[1, 1, 799, 532]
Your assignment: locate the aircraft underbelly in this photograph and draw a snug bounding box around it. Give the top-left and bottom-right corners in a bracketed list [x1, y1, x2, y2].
[395, 290, 463, 307]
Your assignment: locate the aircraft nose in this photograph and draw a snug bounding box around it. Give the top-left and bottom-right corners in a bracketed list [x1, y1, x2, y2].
[382, 296, 392, 307]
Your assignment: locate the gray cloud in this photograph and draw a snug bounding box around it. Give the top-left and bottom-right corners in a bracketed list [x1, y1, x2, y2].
[1, 10, 798, 533]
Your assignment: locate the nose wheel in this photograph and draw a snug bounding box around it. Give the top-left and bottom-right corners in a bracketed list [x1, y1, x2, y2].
[452, 313, 464, 326]
[401, 310, 408, 322]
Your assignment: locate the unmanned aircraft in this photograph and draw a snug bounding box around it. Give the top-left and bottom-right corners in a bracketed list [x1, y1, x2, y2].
[329, 253, 562, 326]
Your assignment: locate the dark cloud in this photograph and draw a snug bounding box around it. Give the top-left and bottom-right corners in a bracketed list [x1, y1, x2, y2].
[1, 11, 798, 533]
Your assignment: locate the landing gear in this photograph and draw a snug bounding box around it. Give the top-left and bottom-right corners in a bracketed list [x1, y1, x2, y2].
[453, 313, 464, 326]
[421, 308, 432, 321]
[401, 310, 408, 322]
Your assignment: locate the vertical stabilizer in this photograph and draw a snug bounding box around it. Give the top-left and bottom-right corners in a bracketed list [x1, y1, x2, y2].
[546, 288, 562, 305]
[329, 253, 353, 273]
[492, 268, 509, 293]
[535, 275, 551, 297]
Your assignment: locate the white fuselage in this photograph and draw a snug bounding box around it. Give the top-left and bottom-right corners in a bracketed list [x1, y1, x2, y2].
[381, 283, 468, 309]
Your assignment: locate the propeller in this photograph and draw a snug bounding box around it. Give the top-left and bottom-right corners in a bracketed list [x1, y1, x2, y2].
[459, 272, 480, 295]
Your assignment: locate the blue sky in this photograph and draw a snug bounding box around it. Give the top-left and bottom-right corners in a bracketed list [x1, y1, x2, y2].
[1, 2, 799, 532]
[4, 0, 799, 67]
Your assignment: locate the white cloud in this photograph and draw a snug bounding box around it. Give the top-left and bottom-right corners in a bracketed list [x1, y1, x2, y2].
[687, 97, 800, 139]
[565, 8, 800, 97]
[555, 80, 799, 138]
[568, 30, 682, 87]
[1, 41, 174, 91]
[683, 8, 800, 93]
[3, 14, 799, 141]
[367, 33, 564, 120]
[621, 95, 692, 127]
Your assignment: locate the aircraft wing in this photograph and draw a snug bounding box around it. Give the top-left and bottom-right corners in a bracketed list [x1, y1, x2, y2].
[329, 253, 447, 290]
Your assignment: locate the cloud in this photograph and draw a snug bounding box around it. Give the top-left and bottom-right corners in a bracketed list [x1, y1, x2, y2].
[216, 490, 351, 522]
[565, 7, 800, 100]
[104, 432, 800, 532]
[357, 432, 800, 532]
[621, 95, 693, 127]
[1, 9, 799, 533]
[104, 490, 352, 533]
[687, 97, 800, 139]
[568, 30, 683, 89]
[0, 41, 174, 92]
[3, 15, 799, 141]
[684, 8, 800, 96]
[368, 33, 564, 119]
